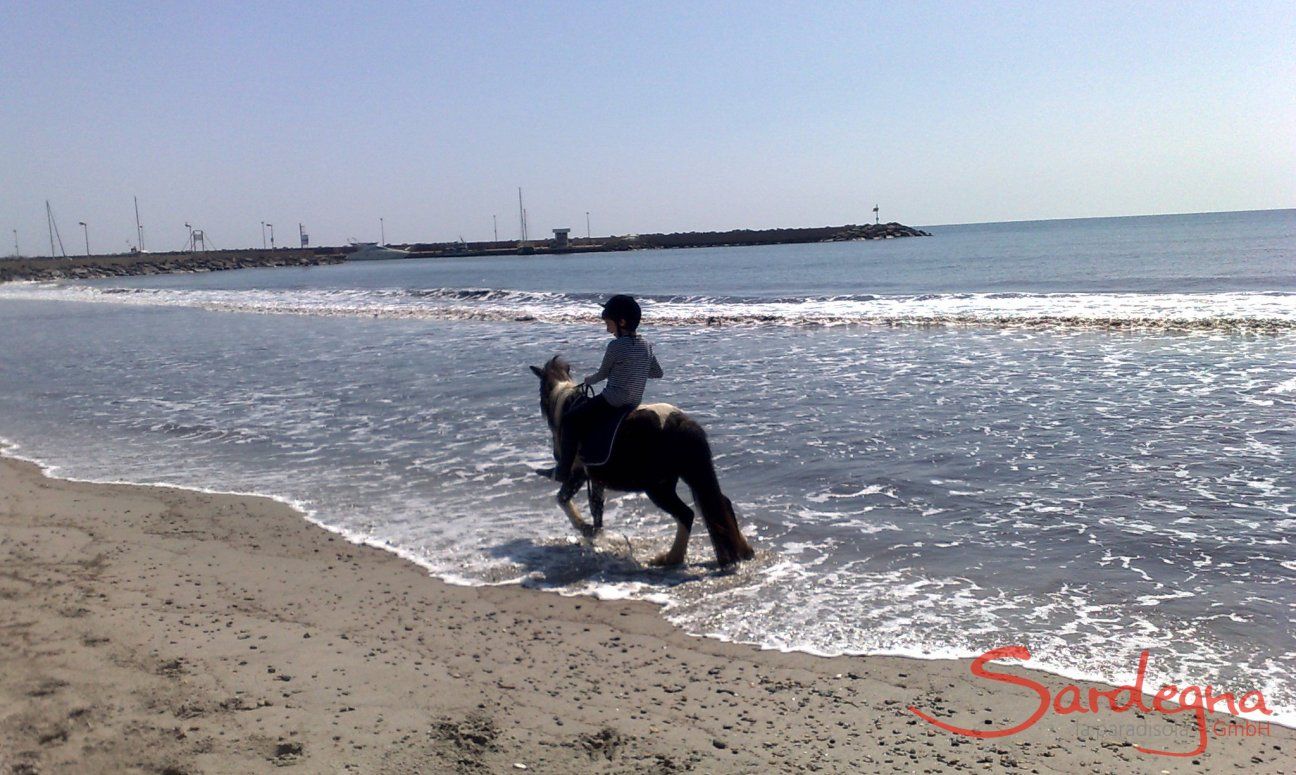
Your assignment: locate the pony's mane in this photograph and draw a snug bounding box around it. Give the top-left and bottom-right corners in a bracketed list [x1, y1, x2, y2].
[538, 355, 577, 429]
[543, 355, 573, 383]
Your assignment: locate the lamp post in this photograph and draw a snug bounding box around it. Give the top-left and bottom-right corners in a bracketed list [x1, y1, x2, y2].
[380, 217, 385, 246]
[261, 221, 267, 249]
[493, 214, 498, 243]
[586, 211, 591, 240]
[267, 223, 275, 250]
[79, 222, 89, 256]
[12, 229, 18, 258]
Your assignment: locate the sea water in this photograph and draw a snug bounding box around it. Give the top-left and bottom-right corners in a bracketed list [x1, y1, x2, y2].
[1, 209, 1293, 723]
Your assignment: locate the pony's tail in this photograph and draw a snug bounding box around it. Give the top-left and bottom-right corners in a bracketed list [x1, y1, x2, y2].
[679, 425, 754, 566]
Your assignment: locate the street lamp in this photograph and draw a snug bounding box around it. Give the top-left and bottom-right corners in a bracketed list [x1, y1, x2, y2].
[12, 229, 18, 258]
[586, 211, 591, 240]
[261, 221, 267, 250]
[267, 223, 275, 250]
[79, 222, 89, 256]
[380, 217, 385, 246]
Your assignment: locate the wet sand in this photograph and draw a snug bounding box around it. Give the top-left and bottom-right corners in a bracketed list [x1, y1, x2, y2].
[1, 454, 1289, 773]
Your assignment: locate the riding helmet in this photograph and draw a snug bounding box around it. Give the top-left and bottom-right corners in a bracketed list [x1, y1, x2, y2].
[600, 294, 642, 331]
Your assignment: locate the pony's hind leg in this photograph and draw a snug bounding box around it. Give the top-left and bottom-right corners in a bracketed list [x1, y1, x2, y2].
[645, 481, 695, 566]
[556, 471, 596, 538]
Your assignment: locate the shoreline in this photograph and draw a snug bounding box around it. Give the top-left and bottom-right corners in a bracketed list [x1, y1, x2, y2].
[7, 437, 1292, 732]
[2, 452, 1291, 772]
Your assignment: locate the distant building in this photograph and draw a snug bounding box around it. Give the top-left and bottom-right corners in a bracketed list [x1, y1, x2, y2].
[552, 228, 571, 249]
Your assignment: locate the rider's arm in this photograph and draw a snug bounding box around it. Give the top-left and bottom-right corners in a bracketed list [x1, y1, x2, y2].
[584, 341, 617, 385]
[648, 348, 663, 379]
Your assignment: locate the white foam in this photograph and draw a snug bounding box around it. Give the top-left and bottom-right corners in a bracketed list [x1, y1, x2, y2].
[4, 283, 1296, 332]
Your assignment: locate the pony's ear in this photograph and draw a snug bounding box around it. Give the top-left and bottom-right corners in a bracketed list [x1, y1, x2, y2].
[529, 365, 544, 378]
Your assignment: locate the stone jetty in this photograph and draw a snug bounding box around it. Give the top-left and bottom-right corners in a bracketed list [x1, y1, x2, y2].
[0, 249, 345, 284]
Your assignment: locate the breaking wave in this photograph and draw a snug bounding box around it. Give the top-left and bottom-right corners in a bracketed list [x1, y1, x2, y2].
[4, 283, 1296, 332]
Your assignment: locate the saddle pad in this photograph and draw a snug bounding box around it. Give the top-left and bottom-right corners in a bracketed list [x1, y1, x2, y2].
[581, 404, 637, 468]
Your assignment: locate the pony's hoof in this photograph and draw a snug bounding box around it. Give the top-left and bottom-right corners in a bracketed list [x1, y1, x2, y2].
[577, 523, 598, 540]
[650, 552, 684, 567]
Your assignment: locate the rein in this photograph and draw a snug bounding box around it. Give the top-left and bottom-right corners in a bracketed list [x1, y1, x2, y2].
[559, 381, 594, 421]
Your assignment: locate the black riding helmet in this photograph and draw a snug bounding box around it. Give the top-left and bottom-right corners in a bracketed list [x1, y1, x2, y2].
[600, 294, 642, 332]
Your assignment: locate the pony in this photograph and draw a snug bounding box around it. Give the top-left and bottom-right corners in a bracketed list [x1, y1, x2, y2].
[530, 356, 754, 566]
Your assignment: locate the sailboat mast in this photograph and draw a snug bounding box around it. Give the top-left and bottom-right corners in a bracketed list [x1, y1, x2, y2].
[45, 201, 67, 257]
[134, 196, 143, 251]
[517, 188, 525, 244]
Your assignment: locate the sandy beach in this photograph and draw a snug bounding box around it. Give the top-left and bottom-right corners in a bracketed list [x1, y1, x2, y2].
[0, 453, 1289, 774]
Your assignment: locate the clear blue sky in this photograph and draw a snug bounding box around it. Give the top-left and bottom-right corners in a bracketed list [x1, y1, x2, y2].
[3, 1, 1293, 253]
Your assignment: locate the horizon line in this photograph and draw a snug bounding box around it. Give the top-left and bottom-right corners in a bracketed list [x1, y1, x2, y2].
[922, 206, 1294, 230]
[7, 205, 1292, 255]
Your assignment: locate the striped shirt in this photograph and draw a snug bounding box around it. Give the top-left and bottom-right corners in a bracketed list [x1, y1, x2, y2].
[585, 334, 663, 407]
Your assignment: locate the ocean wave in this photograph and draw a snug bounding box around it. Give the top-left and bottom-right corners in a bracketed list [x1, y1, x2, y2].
[3, 282, 1296, 332]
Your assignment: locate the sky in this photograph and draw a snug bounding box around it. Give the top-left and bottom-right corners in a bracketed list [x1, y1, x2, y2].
[2, 1, 1293, 253]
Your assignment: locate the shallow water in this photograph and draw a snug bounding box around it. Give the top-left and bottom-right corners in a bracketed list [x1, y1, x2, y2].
[1, 209, 1293, 722]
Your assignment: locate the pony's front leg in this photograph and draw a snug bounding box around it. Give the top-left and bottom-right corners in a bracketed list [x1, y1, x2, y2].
[556, 472, 596, 538]
[588, 480, 605, 533]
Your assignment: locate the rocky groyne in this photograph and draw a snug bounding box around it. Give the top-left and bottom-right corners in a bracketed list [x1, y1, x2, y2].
[823, 222, 932, 241]
[1, 222, 933, 281]
[396, 222, 931, 258]
[0, 249, 345, 284]
[597, 222, 930, 251]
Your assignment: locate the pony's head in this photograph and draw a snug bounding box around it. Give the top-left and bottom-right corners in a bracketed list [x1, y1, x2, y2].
[529, 355, 576, 431]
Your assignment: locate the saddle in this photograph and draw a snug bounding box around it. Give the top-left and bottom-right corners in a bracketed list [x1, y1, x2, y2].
[570, 393, 637, 468]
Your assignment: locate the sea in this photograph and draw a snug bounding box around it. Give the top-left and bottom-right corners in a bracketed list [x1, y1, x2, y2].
[1, 209, 1293, 724]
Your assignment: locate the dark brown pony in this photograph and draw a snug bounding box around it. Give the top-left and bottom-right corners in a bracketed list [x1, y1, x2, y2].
[530, 356, 754, 566]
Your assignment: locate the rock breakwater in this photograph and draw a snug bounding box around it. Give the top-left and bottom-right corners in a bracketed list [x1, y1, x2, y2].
[0, 249, 344, 284]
